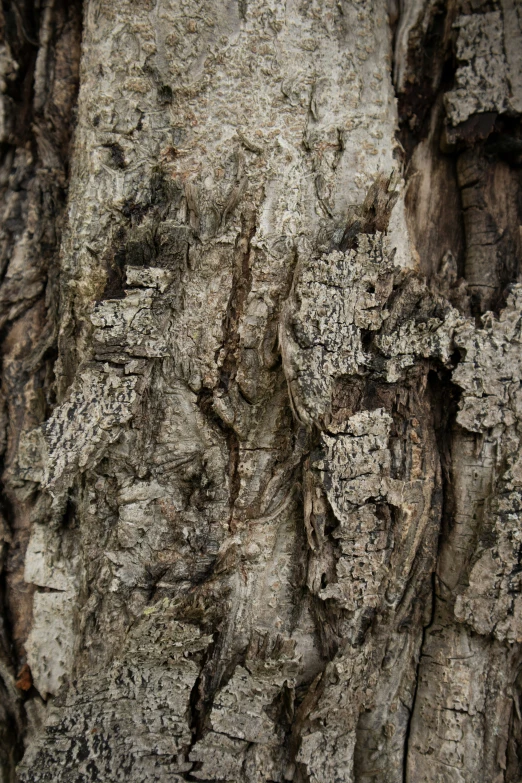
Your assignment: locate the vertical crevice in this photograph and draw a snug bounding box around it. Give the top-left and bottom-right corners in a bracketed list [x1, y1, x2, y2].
[395, 2, 522, 779]
[0, 0, 83, 777]
[216, 211, 256, 526]
[401, 573, 436, 783]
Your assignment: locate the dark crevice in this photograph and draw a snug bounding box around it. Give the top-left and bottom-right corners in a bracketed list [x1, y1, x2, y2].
[402, 572, 436, 783]
[98, 170, 185, 301]
[428, 366, 461, 543]
[184, 212, 258, 770]
[182, 634, 250, 781]
[218, 210, 256, 391]
[394, 0, 522, 314]
[0, 562, 25, 775]
[1, 1, 39, 146]
[186, 633, 218, 746]
[395, 0, 458, 162]
[197, 212, 256, 529]
[338, 172, 399, 253]
[227, 430, 241, 522]
[0, 0, 84, 777]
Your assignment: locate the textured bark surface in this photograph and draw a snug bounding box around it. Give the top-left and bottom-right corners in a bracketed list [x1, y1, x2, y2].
[0, 0, 521, 781]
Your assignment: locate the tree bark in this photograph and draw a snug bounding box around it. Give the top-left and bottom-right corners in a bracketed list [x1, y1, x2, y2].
[0, 1, 521, 781]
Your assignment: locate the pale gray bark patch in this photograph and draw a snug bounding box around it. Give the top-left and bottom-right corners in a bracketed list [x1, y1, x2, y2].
[19, 607, 212, 782]
[452, 288, 522, 642]
[444, 12, 512, 125]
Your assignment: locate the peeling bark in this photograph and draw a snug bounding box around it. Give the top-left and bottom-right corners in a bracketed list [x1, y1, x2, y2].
[0, 1, 521, 781]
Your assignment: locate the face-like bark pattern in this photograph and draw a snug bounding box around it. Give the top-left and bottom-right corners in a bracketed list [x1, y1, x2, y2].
[0, 0, 520, 782]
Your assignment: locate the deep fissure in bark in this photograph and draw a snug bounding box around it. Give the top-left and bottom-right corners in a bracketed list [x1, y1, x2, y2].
[0, 0, 83, 775]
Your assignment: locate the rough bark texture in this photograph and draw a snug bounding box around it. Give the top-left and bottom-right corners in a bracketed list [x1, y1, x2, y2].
[0, 0, 521, 781]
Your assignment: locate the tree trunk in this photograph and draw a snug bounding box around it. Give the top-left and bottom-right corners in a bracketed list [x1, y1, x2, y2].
[1, 0, 521, 781]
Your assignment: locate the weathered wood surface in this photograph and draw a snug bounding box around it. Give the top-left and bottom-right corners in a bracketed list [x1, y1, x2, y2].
[0, 1, 521, 781]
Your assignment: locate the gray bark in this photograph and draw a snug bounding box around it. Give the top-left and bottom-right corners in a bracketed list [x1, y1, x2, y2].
[0, 0, 521, 781]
